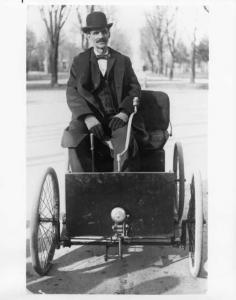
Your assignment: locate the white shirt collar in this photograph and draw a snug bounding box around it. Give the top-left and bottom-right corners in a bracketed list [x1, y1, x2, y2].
[93, 47, 109, 57]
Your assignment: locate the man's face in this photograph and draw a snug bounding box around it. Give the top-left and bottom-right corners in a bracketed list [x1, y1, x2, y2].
[88, 27, 110, 50]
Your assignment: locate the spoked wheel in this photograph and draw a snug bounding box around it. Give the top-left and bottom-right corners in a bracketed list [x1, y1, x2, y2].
[30, 167, 60, 276]
[173, 142, 185, 221]
[187, 171, 203, 277]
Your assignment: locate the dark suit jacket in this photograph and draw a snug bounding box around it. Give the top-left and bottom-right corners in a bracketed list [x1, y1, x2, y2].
[61, 47, 141, 148]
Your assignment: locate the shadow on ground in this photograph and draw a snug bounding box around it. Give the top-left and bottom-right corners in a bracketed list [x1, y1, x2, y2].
[27, 243, 189, 294]
[122, 276, 180, 294]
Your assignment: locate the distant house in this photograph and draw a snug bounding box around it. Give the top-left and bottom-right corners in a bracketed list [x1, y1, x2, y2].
[58, 58, 69, 72]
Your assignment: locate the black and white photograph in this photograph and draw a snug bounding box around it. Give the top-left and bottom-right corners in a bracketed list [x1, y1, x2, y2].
[0, 0, 236, 298]
[25, 2, 208, 294]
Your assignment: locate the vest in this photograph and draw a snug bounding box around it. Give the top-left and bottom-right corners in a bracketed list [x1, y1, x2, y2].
[93, 69, 119, 116]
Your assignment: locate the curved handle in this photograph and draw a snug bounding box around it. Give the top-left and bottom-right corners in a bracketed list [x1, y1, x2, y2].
[133, 97, 140, 112]
[117, 97, 140, 172]
[90, 133, 95, 172]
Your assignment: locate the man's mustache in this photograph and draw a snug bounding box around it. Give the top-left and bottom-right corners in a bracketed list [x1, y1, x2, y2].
[96, 38, 107, 43]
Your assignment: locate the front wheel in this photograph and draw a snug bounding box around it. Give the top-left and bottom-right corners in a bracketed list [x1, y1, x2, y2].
[30, 167, 60, 276]
[187, 171, 203, 277]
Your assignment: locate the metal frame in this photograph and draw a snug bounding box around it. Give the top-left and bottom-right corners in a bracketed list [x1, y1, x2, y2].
[59, 209, 188, 260]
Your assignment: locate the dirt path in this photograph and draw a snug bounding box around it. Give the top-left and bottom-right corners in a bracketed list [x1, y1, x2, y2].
[26, 228, 207, 294]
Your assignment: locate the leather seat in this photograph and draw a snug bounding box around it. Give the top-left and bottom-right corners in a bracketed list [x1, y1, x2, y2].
[139, 90, 170, 172]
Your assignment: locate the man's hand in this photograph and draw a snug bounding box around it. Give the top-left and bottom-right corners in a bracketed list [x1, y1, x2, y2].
[109, 112, 128, 131]
[89, 124, 105, 140]
[84, 115, 105, 140]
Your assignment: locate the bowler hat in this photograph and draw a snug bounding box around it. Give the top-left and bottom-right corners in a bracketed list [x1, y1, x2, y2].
[82, 11, 113, 33]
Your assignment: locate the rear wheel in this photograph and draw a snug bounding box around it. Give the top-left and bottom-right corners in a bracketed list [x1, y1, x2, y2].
[173, 142, 185, 221]
[30, 167, 60, 276]
[187, 171, 203, 277]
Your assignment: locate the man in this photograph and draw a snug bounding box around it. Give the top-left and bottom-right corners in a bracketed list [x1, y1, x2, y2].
[61, 11, 147, 172]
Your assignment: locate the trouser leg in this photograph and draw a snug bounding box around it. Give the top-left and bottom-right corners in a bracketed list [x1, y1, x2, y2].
[68, 124, 140, 172]
[68, 136, 92, 172]
[68, 148, 84, 172]
[69, 135, 113, 172]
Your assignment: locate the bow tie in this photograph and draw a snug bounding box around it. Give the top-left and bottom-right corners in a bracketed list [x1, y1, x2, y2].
[96, 54, 110, 60]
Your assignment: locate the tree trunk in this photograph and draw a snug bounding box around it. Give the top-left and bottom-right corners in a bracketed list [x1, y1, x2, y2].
[26, 58, 30, 79]
[158, 41, 164, 75]
[159, 51, 164, 75]
[191, 27, 197, 83]
[147, 50, 154, 73]
[165, 63, 168, 76]
[169, 59, 174, 80]
[191, 47, 196, 83]
[49, 43, 58, 86]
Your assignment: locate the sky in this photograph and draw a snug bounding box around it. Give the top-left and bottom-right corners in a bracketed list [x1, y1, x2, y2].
[27, 5, 209, 40]
[27, 5, 209, 71]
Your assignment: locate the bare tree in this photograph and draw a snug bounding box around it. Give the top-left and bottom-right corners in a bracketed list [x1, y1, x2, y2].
[26, 28, 37, 76]
[175, 39, 190, 68]
[140, 26, 157, 72]
[145, 6, 168, 75]
[165, 8, 178, 80]
[40, 5, 70, 86]
[191, 25, 197, 83]
[197, 37, 209, 63]
[109, 29, 132, 56]
[203, 6, 209, 13]
[166, 29, 176, 79]
[76, 5, 95, 50]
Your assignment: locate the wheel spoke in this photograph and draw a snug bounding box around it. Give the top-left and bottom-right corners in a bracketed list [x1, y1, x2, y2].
[43, 179, 54, 215]
[39, 202, 52, 218]
[38, 223, 55, 268]
[41, 224, 54, 245]
[39, 203, 49, 218]
[39, 176, 54, 217]
[39, 243, 47, 268]
[39, 225, 50, 255]
[46, 175, 54, 212]
[40, 222, 55, 252]
[39, 189, 52, 217]
[40, 222, 54, 239]
[45, 178, 53, 212]
[38, 238, 45, 268]
[38, 226, 49, 268]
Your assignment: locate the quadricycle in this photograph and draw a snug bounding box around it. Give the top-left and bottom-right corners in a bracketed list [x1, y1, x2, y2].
[30, 90, 205, 278]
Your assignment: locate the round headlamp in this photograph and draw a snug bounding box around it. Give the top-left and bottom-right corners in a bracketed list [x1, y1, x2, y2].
[111, 207, 126, 223]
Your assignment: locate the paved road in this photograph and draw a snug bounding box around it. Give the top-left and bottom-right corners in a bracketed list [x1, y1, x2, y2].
[26, 82, 208, 294]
